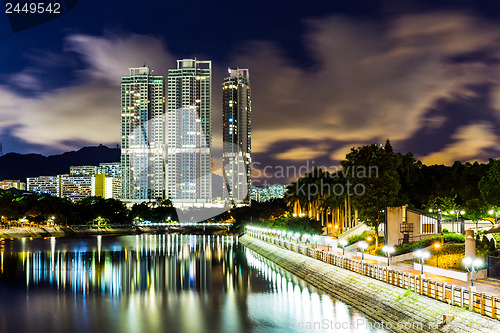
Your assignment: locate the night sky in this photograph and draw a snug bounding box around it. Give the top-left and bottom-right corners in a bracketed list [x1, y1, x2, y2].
[1, 0, 500, 184]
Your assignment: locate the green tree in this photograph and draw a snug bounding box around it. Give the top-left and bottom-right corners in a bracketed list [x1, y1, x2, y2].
[341, 144, 401, 247]
[479, 159, 500, 207]
[465, 198, 488, 231]
[384, 138, 393, 153]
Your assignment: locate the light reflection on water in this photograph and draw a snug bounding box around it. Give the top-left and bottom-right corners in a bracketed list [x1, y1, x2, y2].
[0, 235, 387, 333]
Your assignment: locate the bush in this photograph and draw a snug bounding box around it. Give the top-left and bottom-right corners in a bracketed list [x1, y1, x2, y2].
[347, 231, 369, 245]
[394, 234, 464, 255]
[256, 216, 323, 234]
[427, 244, 465, 270]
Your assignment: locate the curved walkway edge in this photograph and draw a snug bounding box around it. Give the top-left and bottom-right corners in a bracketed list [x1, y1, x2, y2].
[239, 234, 500, 333]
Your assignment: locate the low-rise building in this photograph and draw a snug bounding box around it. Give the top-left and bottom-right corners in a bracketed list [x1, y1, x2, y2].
[69, 165, 98, 176]
[386, 205, 440, 247]
[59, 174, 92, 202]
[0, 179, 26, 190]
[27, 176, 59, 197]
[251, 185, 286, 202]
[92, 174, 121, 199]
[97, 162, 121, 178]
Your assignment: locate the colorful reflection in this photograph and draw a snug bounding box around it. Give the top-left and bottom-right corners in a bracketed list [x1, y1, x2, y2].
[0, 235, 386, 333]
[1, 235, 246, 296]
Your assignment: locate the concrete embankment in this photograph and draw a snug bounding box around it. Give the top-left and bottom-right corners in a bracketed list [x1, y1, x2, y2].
[0, 226, 139, 239]
[0, 226, 229, 239]
[239, 235, 499, 333]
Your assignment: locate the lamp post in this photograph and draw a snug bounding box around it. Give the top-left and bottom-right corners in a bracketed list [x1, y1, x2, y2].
[303, 234, 310, 246]
[434, 243, 441, 267]
[415, 250, 430, 275]
[339, 239, 348, 257]
[313, 235, 319, 249]
[382, 245, 395, 266]
[359, 241, 368, 262]
[294, 233, 301, 244]
[462, 257, 483, 287]
[326, 239, 332, 252]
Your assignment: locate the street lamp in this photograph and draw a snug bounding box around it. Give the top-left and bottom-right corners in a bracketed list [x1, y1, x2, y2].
[462, 257, 483, 287]
[450, 210, 465, 233]
[326, 239, 332, 252]
[339, 239, 348, 257]
[303, 234, 310, 246]
[294, 233, 301, 244]
[434, 243, 441, 267]
[382, 245, 395, 266]
[313, 235, 319, 249]
[359, 241, 368, 261]
[415, 250, 430, 274]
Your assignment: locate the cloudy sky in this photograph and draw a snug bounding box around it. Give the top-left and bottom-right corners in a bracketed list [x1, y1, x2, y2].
[1, 0, 500, 184]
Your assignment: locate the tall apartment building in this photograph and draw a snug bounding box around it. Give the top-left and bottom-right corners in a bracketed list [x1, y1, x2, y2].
[222, 68, 251, 205]
[166, 59, 212, 204]
[121, 66, 165, 202]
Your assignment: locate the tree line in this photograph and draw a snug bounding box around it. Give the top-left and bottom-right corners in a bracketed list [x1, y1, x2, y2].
[286, 139, 500, 246]
[0, 188, 177, 226]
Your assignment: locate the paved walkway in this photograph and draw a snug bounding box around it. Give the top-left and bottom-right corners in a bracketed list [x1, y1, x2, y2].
[311, 244, 500, 296]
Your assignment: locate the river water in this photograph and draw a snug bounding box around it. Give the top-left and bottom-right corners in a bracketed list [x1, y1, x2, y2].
[0, 235, 387, 333]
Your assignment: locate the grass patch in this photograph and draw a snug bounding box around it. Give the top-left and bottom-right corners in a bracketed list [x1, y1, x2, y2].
[394, 234, 465, 255]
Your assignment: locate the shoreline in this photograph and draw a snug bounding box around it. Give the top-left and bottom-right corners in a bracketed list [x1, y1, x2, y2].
[0, 226, 229, 239]
[239, 234, 499, 333]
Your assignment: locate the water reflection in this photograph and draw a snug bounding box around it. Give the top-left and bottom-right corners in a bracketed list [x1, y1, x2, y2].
[0, 235, 387, 333]
[3, 235, 244, 296]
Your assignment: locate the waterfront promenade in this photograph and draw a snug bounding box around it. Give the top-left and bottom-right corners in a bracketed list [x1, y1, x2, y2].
[241, 234, 500, 333]
[317, 245, 500, 296]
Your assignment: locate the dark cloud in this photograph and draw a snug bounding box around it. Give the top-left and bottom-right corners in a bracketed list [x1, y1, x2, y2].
[1, 11, 500, 175]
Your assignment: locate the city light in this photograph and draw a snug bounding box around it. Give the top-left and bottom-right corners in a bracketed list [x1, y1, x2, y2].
[462, 257, 483, 287]
[339, 239, 348, 257]
[382, 245, 395, 266]
[415, 250, 430, 274]
[358, 241, 368, 261]
[434, 243, 441, 267]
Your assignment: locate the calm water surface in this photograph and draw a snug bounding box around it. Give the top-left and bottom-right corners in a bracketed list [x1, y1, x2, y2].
[0, 235, 388, 333]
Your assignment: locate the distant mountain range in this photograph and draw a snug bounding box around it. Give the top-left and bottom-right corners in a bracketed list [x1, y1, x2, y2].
[0, 145, 120, 182]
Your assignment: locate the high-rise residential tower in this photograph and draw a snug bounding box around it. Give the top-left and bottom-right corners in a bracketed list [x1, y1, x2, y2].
[222, 68, 251, 205]
[120, 66, 165, 202]
[166, 59, 212, 204]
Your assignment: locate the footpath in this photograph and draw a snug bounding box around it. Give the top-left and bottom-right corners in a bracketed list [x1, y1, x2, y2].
[315, 244, 500, 296]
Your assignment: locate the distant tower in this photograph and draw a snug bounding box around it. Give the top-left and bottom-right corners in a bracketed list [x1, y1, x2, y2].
[222, 68, 251, 205]
[120, 66, 165, 202]
[166, 59, 212, 204]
